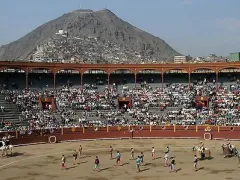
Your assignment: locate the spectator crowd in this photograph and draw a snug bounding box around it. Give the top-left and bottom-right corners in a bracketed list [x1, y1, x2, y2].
[1, 76, 240, 132]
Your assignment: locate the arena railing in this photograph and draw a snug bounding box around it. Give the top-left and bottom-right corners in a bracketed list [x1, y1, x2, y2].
[1, 125, 239, 146]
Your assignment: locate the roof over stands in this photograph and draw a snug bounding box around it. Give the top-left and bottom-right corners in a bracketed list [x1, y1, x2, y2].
[1, 61, 240, 74]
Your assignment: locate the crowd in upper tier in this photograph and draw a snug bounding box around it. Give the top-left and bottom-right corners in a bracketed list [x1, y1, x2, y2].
[0, 74, 240, 132]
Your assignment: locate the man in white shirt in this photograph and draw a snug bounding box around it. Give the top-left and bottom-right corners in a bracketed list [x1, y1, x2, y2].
[164, 152, 169, 167]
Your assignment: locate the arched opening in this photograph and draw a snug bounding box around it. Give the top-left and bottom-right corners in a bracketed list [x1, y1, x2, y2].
[28, 68, 53, 89]
[0, 67, 25, 89]
[163, 69, 188, 86]
[56, 69, 80, 88]
[218, 67, 240, 85]
[110, 69, 135, 90]
[83, 69, 107, 90]
[137, 69, 161, 88]
[191, 68, 216, 86]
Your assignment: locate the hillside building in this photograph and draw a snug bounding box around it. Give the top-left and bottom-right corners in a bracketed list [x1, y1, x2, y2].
[32, 46, 49, 62]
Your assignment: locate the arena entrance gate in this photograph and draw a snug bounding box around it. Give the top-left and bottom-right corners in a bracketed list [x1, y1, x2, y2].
[118, 97, 131, 109]
[195, 96, 209, 109]
[39, 96, 56, 112]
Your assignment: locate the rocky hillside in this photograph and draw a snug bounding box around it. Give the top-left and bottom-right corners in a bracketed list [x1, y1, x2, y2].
[0, 9, 182, 63]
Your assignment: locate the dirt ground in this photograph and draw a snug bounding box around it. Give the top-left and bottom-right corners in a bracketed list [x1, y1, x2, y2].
[0, 139, 239, 180]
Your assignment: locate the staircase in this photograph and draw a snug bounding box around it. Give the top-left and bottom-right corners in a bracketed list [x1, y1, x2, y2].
[0, 94, 21, 122]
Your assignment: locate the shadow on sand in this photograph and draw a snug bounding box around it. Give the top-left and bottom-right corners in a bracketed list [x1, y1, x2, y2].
[197, 167, 204, 171]
[100, 167, 112, 171]
[114, 162, 129, 167]
[176, 168, 182, 172]
[140, 168, 150, 172]
[224, 154, 235, 158]
[199, 157, 214, 161]
[207, 157, 214, 160]
[7, 152, 24, 157]
[129, 158, 137, 160]
[144, 163, 151, 166]
[79, 161, 88, 164]
[66, 166, 78, 170]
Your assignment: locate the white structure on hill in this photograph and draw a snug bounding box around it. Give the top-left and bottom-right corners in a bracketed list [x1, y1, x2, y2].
[56, 30, 68, 37]
[174, 56, 187, 64]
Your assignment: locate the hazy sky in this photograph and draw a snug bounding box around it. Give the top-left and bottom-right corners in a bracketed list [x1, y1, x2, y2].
[0, 0, 239, 56]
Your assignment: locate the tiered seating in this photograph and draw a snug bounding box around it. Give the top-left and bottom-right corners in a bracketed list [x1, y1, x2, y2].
[1, 72, 240, 131]
[0, 94, 22, 129]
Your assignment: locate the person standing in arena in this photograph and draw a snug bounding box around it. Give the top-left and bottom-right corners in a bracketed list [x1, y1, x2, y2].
[73, 150, 78, 165]
[61, 155, 66, 170]
[165, 146, 170, 154]
[140, 152, 144, 165]
[130, 148, 135, 160]
[152, 147, 155, 160]
[93, 156, 100, 172]
[78, 145, 83, 158]
[169, 159, 177, 173]
[164, 152, 169, 167]
[109, 146, 113, 159]
[193, 155, 198, 171]
[136, 156, 141, 172]
[115, 151, 122, 166]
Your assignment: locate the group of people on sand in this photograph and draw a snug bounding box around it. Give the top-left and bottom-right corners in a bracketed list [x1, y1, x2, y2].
[195, 140, 240, 168]
[61, 145, 83, 169]
[59, 140, 240, 174]
[59, 145, 203, 173]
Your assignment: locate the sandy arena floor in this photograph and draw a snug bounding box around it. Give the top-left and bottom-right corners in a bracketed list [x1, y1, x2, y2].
[0, 139, 239, 180]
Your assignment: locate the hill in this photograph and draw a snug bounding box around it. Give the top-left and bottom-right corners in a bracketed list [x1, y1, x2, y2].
[0, 9, 182, 63]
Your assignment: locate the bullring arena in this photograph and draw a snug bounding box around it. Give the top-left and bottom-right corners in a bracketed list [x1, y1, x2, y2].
[1, 61, 240, 180]
[1, 126, 240, 180]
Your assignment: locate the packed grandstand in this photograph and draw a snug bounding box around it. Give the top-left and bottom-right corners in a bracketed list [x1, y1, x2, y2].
[0, 67, 240, 133]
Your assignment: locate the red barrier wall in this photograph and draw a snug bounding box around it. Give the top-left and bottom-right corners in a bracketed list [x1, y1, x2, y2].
[1, 126, 240, 145]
